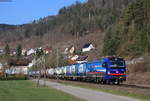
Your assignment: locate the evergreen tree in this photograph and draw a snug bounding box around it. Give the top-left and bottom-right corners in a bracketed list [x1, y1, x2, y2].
[4, 44, 10, 56]
[16, 44, 22, 58]
[36, 48, 44, 58]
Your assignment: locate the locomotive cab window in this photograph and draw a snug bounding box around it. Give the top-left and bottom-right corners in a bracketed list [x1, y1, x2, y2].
[110, 58, 125, 69]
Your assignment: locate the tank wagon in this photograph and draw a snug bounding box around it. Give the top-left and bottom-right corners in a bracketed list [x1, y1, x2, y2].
[47, 56, 126, 84]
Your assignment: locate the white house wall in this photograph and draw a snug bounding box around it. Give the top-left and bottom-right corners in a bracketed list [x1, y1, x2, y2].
[6, 66, 28, 75]
[82, 44, 95, 52]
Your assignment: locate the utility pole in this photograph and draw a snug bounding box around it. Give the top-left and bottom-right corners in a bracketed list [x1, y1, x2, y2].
[56, 48, 59, 68]
[89, 12, 92, 27]
[89, 12, 91, 22]
[36, 57, 40, 88]
[56, 48, 59, 80]
[43, 55, 46, 87]
[76, 32, 79, 49]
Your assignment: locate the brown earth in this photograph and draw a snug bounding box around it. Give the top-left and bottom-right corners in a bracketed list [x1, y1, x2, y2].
[126, 53, 150, 85]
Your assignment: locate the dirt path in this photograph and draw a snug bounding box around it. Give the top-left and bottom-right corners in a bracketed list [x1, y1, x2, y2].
[32, 79, 141, 101]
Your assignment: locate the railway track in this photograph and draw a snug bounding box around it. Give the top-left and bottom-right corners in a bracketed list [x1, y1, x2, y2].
[121, 84, 150, 90]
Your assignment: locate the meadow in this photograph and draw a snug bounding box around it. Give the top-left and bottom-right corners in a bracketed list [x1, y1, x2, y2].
[0, 80, 83, 101]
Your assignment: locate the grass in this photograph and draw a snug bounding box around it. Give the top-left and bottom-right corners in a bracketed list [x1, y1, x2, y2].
[58, 81, 150, 101]
[0, 80, 83, 101]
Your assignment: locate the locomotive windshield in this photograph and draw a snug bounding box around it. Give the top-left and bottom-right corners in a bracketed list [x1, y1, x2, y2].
[109, 58, 125, 68]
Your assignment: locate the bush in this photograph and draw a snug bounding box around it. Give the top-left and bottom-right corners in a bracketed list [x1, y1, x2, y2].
[0, 74, 27, 80]
[128, 54, 150, 73]
[127, 53, 150, 85]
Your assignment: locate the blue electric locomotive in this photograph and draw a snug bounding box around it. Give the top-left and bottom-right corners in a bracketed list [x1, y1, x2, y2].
[58, 56, 126, 84]
[85, 56, 126, 84]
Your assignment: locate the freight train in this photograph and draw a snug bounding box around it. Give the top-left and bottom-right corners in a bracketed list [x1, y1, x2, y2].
[30, 56, 126, 84]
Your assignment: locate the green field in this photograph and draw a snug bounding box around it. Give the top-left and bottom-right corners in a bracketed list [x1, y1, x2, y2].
[0, 80, 83, 101]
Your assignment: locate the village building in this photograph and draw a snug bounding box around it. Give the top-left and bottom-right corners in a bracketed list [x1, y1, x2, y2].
[6, 58, 30, 75]
[0, 49, 3, 55]
[82, 43, 95, 52]
[0, 63, 3, 73]
[27, 48, 35, 56]
[10, 49, 16, 56]
[22, 49, 27, 56]
[68, 45, 75, 55]
[43, 47, 52, 54]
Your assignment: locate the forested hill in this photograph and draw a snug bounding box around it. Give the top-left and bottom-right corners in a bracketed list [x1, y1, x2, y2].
[2, 0, 149, 57]
[0, 0, 136, 46]
[103, 0, 150, 56]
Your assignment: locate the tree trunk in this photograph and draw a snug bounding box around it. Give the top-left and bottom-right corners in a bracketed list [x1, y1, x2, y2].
[43, 71, 46, 87]
[36, 70, 41, 87]
[43, 56, 46, 87]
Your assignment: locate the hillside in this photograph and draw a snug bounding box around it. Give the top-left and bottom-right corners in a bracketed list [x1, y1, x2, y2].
[101, 0, 150, 85]
[0, 0, 136, 49]
[103, 0, 150, 56]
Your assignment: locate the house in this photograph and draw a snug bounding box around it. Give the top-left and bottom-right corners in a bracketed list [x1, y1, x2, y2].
[82, 43, 95, 52]
[28, 58, 36, 68]
[67, 59, 77, 64]
[43, 47, 52, 54]
[68, 45, 75, 54]
[76, 60, 87, 63]
[0, 49, 3, 55]
[64, 45, 76, 55]
[22, 49, 27, 56]
[64, 48, 69, 54]
[6, 58, 30, 75]
[0, 63, 2, 69]
[5, 66, 28, 75]
[70, 55, 79, 61]
[0, 49, 3, 52]
[0, 63, 3, 73]
[27, 49, 35, 56]
[76, 56, 88, 64]
[0, 49, 3, 53]
[76, 56, 88, 61]
[67, 55, 88, 64]
[10, 49, 16, 56]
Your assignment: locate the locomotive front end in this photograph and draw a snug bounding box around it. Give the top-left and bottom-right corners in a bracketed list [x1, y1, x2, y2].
[107, 57, 126, 84]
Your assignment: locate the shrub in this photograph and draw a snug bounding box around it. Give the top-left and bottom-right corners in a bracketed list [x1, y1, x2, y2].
[128, 54, 150, 73]
[0, 74, 27, 80]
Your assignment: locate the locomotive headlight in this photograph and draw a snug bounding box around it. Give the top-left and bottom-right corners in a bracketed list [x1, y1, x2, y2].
[108, 71, 110, 75]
